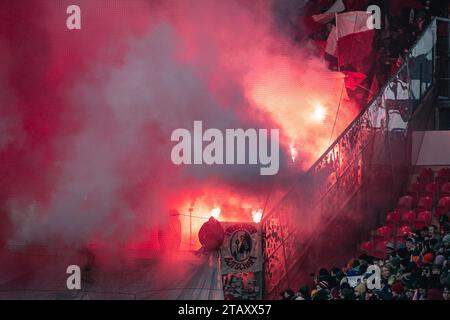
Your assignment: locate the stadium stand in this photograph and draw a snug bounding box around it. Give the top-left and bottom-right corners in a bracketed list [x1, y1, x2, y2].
[282, 167, 450, 300]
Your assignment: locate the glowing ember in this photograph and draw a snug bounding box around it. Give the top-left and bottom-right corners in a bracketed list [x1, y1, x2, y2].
[210, 207, 221, 220]
[252, 209, 263, 223]
[289, 143, 298, 163]
[311, 103, 327, 123]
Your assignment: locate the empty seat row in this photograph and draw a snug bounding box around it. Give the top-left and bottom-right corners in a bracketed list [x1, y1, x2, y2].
[416, 167, 450, 185]
[359, 168, 450, 258]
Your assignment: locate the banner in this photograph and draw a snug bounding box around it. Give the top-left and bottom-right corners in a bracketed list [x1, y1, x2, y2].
[325, 11, 375, 66]
[220, 222, 262, 275]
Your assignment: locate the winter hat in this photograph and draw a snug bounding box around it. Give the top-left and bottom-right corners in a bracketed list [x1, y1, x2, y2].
[390, 256, 401, 268]
[318, 281, 329, 290]
[423, 253, 434, 265]
[299, 286, 310, 298]
[319, 268, 330, 277]
[443, 234, 450, 244]
[435, 255, 446, 266]
[391, 282, 404, 294]
[396, 242, 406, 250]
[427, 289, 443, 300]
[386, 242, 395, 250]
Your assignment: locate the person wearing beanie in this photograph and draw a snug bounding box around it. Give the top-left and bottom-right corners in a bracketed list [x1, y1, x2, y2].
[375, 281, 393, 301]
[340, 288, 356, 300]
[435, 255, 446, 266]
[318, 280, 329, 291]
[313, 281, 330, 301]
[422, 252, 434, 265]
[281, 289, 296, 300]
[328, 267, 341, 289]
[397, 242, 406, 250]
[336, 271, 348, 287]
[392, 281, 404, 294]
[427, 288, 443, 300]
[391, 281, 406, 300]
[340, 282, 351, 291]
[386, 242, 395, 251]
[443, 234, 450, 244]
[407, 237, 422, 257]
[356, 254, 369, 275]
[295, 286, 310, 300]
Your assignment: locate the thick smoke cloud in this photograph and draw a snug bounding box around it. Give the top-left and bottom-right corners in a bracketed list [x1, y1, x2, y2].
[0, 0, 357, 249]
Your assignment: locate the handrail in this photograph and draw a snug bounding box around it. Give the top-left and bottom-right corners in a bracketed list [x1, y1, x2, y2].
[262, 17, 438, 298]
[262, 17, 438, 223]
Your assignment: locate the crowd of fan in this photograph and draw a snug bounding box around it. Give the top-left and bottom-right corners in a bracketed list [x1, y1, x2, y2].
[276, 0, 450, 301]
[282, 217, 450, 300]
[301, 0, 449, 105]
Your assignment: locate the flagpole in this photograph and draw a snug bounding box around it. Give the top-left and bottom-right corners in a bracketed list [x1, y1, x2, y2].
[335, 12, 340, 72]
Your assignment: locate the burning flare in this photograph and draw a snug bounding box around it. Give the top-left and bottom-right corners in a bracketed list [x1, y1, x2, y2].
[289, 143, 298, 163]
[311, 103, 327, 123]
[252, 209, 263, 223]
[210, 207, 221, 220]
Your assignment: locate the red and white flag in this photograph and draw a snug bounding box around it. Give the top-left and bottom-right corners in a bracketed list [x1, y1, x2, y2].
[312, 0, 346, 24]
[325, 11, 375, 66]
[342, 71, 366, 91]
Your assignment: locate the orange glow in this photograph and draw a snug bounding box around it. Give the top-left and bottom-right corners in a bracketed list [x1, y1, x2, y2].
[244, 57, 358, 169]
[311, 103, 327, 123]
[210, 207, 221, 220]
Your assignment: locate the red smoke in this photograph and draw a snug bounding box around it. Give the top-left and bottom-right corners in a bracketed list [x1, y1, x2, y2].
[0, 0, 358, 252]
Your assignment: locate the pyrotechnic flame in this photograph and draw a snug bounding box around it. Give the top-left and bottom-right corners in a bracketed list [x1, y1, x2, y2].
[289, 143, 298, 163]
[252, 209, 263, 223]
[210, 207, 221, 220]
[311, 103, 327, 123]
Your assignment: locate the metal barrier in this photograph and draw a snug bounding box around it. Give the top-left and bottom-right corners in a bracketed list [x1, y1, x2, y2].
[262, 18, 438, 299]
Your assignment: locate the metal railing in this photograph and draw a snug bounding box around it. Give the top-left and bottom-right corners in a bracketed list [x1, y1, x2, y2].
[262, 18, 438, 298]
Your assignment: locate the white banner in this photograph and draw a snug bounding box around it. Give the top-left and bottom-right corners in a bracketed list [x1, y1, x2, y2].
[220, 222, 262, 275]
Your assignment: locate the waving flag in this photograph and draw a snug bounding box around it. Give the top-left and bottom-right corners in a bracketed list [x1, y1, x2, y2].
[312, 0, 346, 24]
[326, 11, 375, 66]
[342, 71, 367, 91]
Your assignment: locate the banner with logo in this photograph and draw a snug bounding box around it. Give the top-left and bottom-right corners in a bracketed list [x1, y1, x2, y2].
[220, 222, 262, 275]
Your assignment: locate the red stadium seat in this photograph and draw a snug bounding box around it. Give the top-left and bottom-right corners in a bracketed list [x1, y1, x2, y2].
[436, 168, 449, 186]
[415, 211, 432, 230]
[436, 197, 450, 218]
[386, 210, 401, 228]
[407, 182, 424, 205]
[417, 196, 433, 212]
[410, 181, 425, 193]
[397, 195, 414, 210]
[360, 241, 374, 254]
[375, 225, 393, 239]
[422, 183, 440, 200]
[374, 240, 388, 258]
[399, 210, 415, 228]
[441, 182, 450, 198]
[417, 168, 434, 184]
[395, 226, 412, 243]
